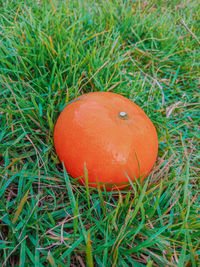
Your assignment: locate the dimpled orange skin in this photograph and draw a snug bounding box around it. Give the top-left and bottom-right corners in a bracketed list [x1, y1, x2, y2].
[54, 92, 158, 190]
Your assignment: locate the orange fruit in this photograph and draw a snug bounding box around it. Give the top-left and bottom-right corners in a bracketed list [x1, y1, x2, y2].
[54, 92, 158, 190]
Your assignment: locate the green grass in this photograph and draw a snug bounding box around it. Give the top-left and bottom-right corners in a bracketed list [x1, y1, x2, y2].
[0, 0, 200, 266]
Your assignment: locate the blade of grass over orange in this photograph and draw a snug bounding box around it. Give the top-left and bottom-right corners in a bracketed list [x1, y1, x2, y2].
[0, 0, 199, 266]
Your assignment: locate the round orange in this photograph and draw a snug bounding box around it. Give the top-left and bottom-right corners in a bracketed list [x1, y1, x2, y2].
[54, 92, 158, 190]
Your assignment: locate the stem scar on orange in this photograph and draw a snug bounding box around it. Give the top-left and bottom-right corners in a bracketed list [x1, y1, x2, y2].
[54, 92, 158, 190]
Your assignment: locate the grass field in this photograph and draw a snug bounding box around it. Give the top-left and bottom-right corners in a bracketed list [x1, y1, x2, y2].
[0, 0, 200, 266]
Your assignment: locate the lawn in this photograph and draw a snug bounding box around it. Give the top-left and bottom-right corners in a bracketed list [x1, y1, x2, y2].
[0, 0, 200, 266]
